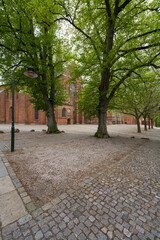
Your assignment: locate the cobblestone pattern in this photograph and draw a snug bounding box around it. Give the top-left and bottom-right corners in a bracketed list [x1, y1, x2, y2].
[1, 141, 160, 240]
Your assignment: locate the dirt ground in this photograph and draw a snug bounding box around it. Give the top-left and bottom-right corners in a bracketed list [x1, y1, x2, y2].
[0, 124, 159, 207]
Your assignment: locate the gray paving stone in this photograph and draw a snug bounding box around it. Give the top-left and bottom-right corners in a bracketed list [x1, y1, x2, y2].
[78, 233, 86, 240]
[59, 221, 66, 230]
[97, 231, 107, 240]
[13, 228, 21, 238]
[124, 228, 132, 238]
[23, 229, 31, 237]
[51, 226, 60, 234]
[2, 222, 18, 236]
[68, 233, 77, 240]
[136, 225, 145, 234]
[18, 214, 32, 225]
[35, 230, 43, 240]
[0, 162, 8, 177]
[64, 228, 71, 236]
[88, 232, 97, 240]
[31, 225, 39, 234]
[107, 231, 113, 239]
[89, 216, 95, 222]
[44, 231, 52, 238]
[3, 235, 12, 240]
[26, 202, 36, 212]
[25, 236, 33, 240]
[56, 232, 63, 239]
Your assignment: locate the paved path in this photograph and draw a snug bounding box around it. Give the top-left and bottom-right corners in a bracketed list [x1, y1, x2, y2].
[0, 153, 27, 228]
[0, 126, 160, 239]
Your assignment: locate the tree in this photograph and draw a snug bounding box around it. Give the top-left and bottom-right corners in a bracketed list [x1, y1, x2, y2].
[0, 0, 70, 133]
[53, 0, 160, 137]
[110, 68, 160, 133]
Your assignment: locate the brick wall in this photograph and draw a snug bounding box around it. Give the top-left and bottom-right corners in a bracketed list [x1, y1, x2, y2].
[0, 86, 141, 126]
[0, 90, 6, 123]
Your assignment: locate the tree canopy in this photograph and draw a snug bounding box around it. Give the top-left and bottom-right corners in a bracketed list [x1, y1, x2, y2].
[0, 0, 71, 133]
[53, 0, 160, 137]
[110, 68, 160, 132]
[0, 0, 160, 136]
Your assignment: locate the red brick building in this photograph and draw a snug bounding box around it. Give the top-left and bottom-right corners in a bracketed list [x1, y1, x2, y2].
[84, 112, 137, 125]
[0, 86, 139, 125]
[0, 68, 139, 125]
[0, 68, 84, 125]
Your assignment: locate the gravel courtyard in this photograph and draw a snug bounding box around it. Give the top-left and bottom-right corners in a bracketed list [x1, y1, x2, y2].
[0, 124, 159, 207]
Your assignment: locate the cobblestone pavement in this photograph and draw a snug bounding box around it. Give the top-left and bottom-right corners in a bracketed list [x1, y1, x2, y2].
[0, 139, 160, 240]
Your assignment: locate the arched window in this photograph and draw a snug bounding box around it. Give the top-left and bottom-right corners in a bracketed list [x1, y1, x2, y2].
[71, 83, 75, 97]
[35, 109, 39, 120]
[62, 108, 66, 117]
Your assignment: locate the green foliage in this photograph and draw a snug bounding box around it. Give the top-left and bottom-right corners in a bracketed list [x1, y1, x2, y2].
[55, 0, 160, 130]
[0, 0, 71, 116]
[110, 67, 160, 121]
[1, 0, 160, 135]
[156, 119, 160, 127]
[78, 74, 100, 118]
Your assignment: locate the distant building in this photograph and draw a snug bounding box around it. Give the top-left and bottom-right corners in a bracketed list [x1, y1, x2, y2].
[0, 69, 84, 125]
[0, 69, 140, 126]
[0, 87, 138, 125]
[85, 112, 137, 125]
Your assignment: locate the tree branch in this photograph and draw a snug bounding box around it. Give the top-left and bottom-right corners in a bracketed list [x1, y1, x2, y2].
[55, 17, 102, 65]
[104, 0, 112, 18]
[114, 0, 120, 16]
[117, 0, 132, 14]
[119, 43, 160, 53]
[126, 29, 160, 43]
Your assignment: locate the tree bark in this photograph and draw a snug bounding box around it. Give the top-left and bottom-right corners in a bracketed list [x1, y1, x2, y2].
[96, 18, 114, 138]
[96, 69, 110, 138]
[46, 103, 59, 133]
[151, 119, 154, 128]
[136, 118, 141, 133]
[96, 102, 110, 138]
[41, 83, 59, 134]
[144, 117, 147, 131]
[148, 117, 151, 129]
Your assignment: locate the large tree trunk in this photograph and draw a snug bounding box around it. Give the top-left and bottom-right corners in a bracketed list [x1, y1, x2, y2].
[144, 117, 147, 131]
[136, 118, 141, 133]
[96, 102, 110, 138]
[151, 119, 154, 129]
[96, 69, 110, 138]
[41, 86, 59, 134]
[96, 18, 114, 138]
[46, 102, 59, 134]
[148, 117, 151, 129]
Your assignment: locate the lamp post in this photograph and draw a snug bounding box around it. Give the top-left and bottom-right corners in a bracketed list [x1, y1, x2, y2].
[11, 65, 38, 152]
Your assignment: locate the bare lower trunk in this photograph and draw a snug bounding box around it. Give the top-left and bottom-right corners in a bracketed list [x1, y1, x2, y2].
[46, 104, 59, 134]
[151, 119, 154, 129]
[136, 118, 141, 133]
[96, 106, 110, 138]
[144, 117, 147, 131]
[148, 118, 151, 129]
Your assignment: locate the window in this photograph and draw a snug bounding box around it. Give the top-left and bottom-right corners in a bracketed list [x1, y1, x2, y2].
[71, 83, 75, 97]
[62, 108, 66, 117]
[35, 109, 39, 120]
